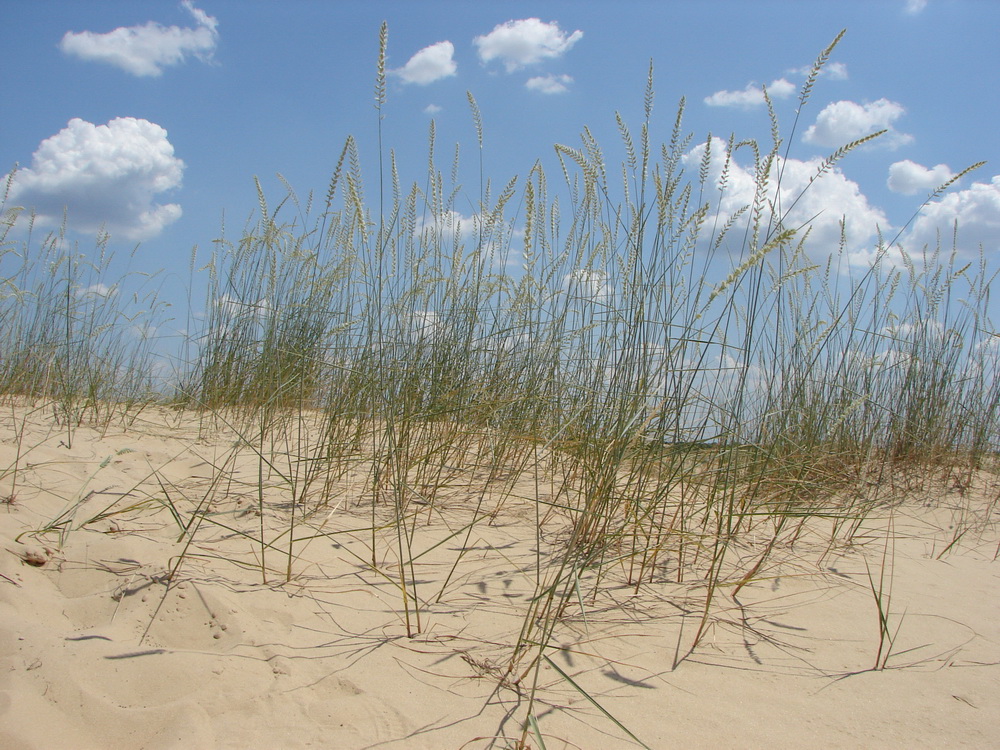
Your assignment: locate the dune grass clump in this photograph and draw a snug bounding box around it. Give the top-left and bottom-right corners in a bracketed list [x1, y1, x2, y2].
[0, 181, 171, 439]
[3, 26, 997, 748]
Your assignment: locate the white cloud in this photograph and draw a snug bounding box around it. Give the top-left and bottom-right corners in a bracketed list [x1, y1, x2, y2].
[683, 136, 889, 265]
[413, 210, 521, 266]
[790, 61, 848, 81]
[474, 18, 583, 72]
[905, 0, 928, 15]
[4, 117, 184, 241]
[823, 62, 849, 81]
[887, 159, 955, 195]
[215, 294, 270, 320]
[565, 269, 610, 303]
[804, 99, 914, 150]
[704, 78, 796, 108]
[899, 175, 1000, 261]
[393, 41, 457, 85]
[407, 310, 442, 342]
[414, 210, 477, 242]
[59, 1, 218, 77]
[77, 282, 119, 300]
[526, 74, 573, 94]
[423, 104, 443, 115]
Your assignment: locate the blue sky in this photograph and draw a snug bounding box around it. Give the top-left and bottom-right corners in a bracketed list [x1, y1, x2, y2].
[3, 0, 999, 323]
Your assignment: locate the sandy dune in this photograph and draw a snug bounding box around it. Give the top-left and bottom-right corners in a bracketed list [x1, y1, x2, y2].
[1, 402, 998, 748]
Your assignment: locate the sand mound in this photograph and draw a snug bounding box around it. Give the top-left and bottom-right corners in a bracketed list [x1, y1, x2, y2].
[1, 403, 998, 748]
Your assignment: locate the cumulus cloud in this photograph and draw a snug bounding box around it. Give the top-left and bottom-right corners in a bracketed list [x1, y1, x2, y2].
[887, 160, 956, 195]
[526, 74, 573, 94]
[474, 18, 582, 72]
[683, 136, 889, 264]
[423, 104, 442, 115]
[804, 99, 914, 150]
[898, 175, 1000, 261]
[905, 0, 928, 14]
[393, 41, 457, 85]
[4, 117, 184, 240]
[704, 78, 796, 108]
[59, 1, 218, 77]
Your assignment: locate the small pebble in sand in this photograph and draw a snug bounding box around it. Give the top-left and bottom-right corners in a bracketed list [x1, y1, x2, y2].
[18, 546, 50, 567]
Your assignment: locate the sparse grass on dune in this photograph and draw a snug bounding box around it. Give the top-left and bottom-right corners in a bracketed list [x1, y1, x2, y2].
[2, 27, 999, 748]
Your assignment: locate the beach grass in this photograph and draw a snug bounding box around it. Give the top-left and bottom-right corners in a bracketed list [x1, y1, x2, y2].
[2, 27, 998, 747]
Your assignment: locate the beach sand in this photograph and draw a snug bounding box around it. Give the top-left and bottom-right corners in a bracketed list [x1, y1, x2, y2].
[1, 401, 998, 749]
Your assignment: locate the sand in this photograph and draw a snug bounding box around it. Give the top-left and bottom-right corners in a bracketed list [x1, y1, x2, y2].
[1, 401, 998, 749]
